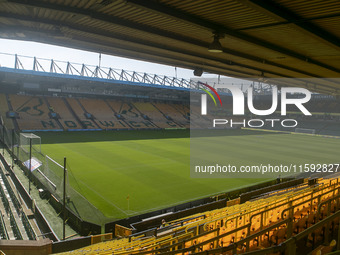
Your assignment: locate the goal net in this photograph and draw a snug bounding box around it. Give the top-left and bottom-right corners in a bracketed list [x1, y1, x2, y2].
[294, 128, 316, 135]
[19, 133, 41, 163]
[14, 132, 104, 223]
[18, 133, 67, 199]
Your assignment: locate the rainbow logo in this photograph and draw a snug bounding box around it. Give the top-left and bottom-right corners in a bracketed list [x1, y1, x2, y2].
[199, 82, 223, 107]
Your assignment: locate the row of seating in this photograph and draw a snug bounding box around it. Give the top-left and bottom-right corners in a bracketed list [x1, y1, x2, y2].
[55, 178, 340, 254]
[6, 94, 338, 134]
[0, 167, 36, 240]
[0, 173, 22, 240]
[0, 210, 8, 240]
[9, 95, 60, 131]
[0, 94, 191, 131]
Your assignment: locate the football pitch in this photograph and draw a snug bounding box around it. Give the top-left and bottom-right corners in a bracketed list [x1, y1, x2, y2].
[35, 129, 340, 222]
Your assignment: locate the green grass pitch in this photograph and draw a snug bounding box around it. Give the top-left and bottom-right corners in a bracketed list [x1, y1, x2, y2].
[35, 129, 340, 222]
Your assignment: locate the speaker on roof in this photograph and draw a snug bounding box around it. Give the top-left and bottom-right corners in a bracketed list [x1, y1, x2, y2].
[193, 68, 203, 77]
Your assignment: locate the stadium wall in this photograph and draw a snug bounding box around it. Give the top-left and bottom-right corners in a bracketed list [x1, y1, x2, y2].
[51, 236, 91, 254]
[0, 239, 52, 255]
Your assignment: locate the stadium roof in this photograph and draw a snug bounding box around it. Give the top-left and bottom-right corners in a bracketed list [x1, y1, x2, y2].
[0, 0, 340, 94]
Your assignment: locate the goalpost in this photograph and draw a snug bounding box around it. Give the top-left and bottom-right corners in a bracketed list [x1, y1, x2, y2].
[19, 133, 67, 197]
[19, 133, 41, 165]
[294, 128, 316, 135]
[19, 133, 41, 152]
[18, 133, 103, 224]
[18, 133, 42, 195]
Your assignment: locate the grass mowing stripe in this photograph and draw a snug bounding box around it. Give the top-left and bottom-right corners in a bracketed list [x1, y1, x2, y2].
[34, 129, 340, 221]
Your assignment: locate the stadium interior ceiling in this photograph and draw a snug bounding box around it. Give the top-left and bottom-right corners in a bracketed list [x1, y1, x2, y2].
[0, 0, 340, 94]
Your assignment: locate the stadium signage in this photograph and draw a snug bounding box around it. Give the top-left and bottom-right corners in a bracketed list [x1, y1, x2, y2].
[200, 85, 312, 128]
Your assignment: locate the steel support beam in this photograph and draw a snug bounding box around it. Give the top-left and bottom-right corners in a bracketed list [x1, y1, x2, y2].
[126, 0, 340, 74]
[243, 0, 340, 49]
[0, 15, 287, 78]
[4, 0, 340, 78]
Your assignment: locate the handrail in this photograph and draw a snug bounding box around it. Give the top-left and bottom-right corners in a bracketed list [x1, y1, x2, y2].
[155, 220, 289, 255]
[280, 183, 339, 219]
[248, 185, 316, 228]
[0, 209, 9, 240]
[115, 232, 193, 255]
[184, 209, 340, 255]
[136, 228, 218, 255]
[187, 184, 317, 235]
[317, 193, 340, 215]
[170, 183, 339, 254]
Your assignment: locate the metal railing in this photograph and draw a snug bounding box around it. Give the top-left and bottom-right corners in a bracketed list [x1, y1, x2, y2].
[0, 52, 196, 89]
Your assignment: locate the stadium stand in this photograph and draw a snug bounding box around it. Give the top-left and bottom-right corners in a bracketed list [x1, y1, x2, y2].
[1, 94, 195, 131]
[152, 102, 190, 128]
[319, 122, 340, 136]
[189, 104, 212, 129]
[171, 104, 190, 121]
[0, 94, 15, 130]
[46, 97, 83, 130]
[251, 119, 340, 137]
[3, 93, 340, 135]
[78, 98, 128, 130]
[306, 100, 340, 114]
[53, 177, 340, 255]
[9, 95, 60, 131]
[65, 98, 99, 130]
[106, 100, 157, 129]
[0, 166, 38, 241]
[133, 102, 180, 129]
